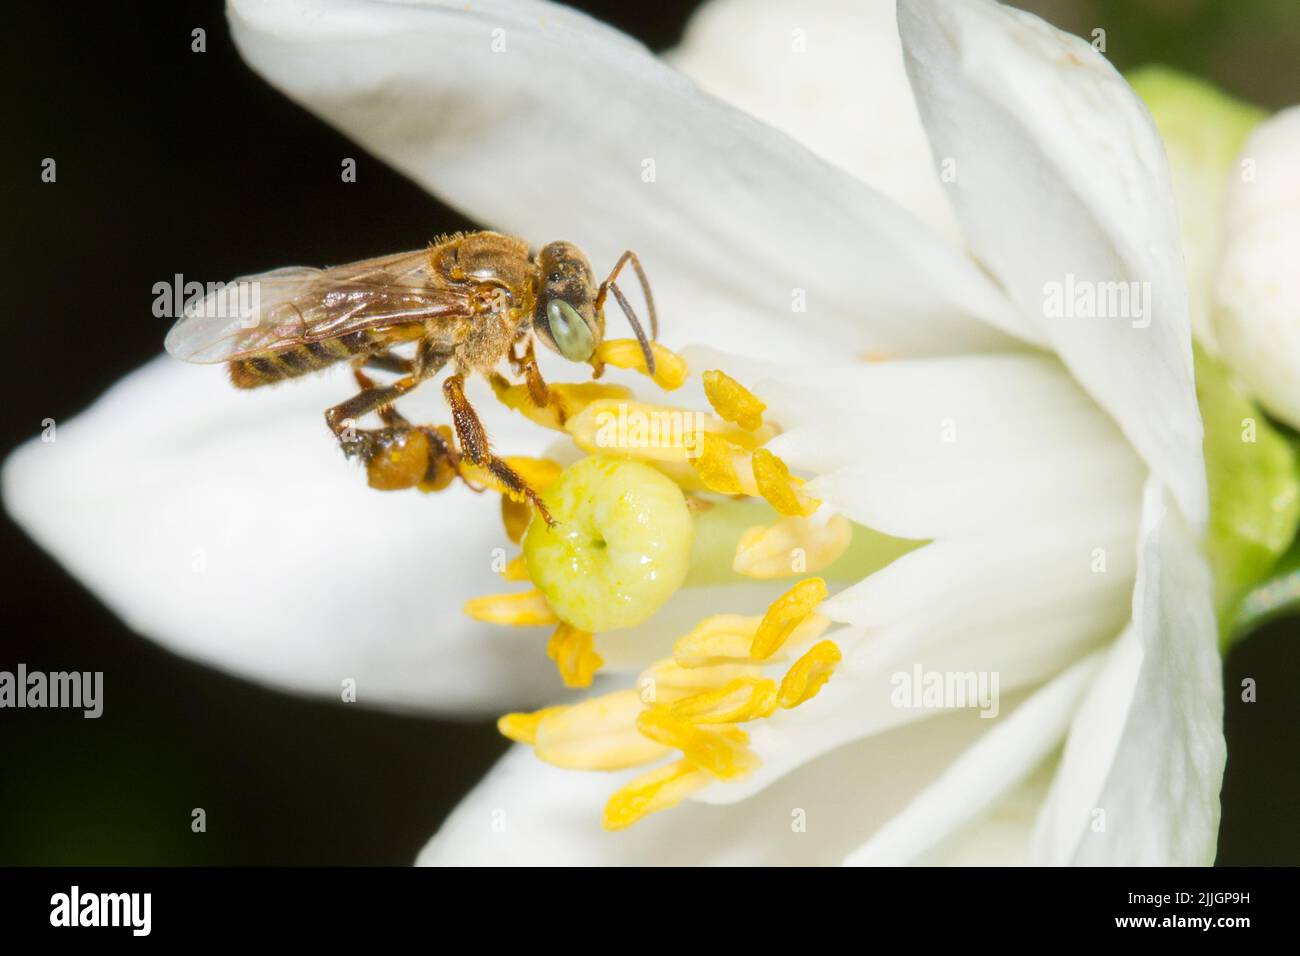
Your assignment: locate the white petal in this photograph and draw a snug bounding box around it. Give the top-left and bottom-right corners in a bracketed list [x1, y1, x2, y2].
[1214, 107, 1300, 430]
[667, 0, 963, 242]
[843, 652, 1101, 865]
[418, 704, 989, 866]
[704, 512, 1130, 802]
[1031, 479, 1223, 864]
[1221, 105, 1300, 239]
[898, 0, 1207, 528]
[693, 350, 1146, 540]
[2, 357, 565, 714]
[228, 0, 1033, 358]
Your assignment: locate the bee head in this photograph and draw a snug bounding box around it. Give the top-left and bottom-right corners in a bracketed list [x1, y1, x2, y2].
[534, 241, 601, 362]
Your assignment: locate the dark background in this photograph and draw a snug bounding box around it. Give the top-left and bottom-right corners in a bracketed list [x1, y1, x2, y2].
[2, 0, 1297, 864]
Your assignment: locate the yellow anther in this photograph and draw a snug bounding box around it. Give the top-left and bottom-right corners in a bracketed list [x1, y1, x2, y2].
[603, 759, 710, 831]
[596, 339, 689, 391]
[547, 622, 604, 688]
[498, 458, 564, 541]
[466, 455, 563, 505]
[776, 640, 842, 708]
[500, 552, 530, 582]
[703, 369, 766, 432]
[497, 707, 566, 745]
[501, 497, 530, 544]
[751, 448, 820, 517]
[636, 706, 760, 779]
[564, 399, 707, 463]
[672, 612, 829, 667]
[672, 614, 759, 667]
[672, 676, 778, 724]
[733, 514, 853, 579]
[530, 689, 669, 769]
[751, 578, 829, 660]
[491, 375, 632, 430]
[639, 659, 761, 704]
[464, 589, 558, 627]
[693, 433, 752, 495]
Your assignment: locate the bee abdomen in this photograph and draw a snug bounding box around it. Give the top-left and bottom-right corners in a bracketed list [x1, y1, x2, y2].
[227, 334, 373, 389]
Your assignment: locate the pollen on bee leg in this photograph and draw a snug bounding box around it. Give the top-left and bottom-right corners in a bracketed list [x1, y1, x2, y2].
[547, 622, 604, 688]
[702, 369, 766, 432]
[463, 589, 559, 627]
[510, 689, 669, 770]
[751, 578, 830, 660]
[596, 339, 690, 390]
[603, 759, 710, 831]
[636, 706, 760, 780]
[777, 640, 842, 709]
[734, 514, 852, 579]
[751, 448, 820, 517]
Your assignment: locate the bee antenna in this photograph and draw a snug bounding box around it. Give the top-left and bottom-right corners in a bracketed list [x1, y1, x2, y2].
[596, 250, 658, 374]
[607, 280, 655, 376]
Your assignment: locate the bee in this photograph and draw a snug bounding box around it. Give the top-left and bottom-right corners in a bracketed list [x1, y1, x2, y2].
[164, 231, 658, 523]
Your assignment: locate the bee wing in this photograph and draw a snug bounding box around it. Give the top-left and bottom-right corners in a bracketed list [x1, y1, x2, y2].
[163, 249, 472, 363]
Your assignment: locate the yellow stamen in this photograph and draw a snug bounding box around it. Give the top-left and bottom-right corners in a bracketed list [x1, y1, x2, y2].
[501, 498, 530, 544]
[500, 552, 530, 582]
[603, 759, 710, 830]
[547, 622, 604, 688]
[464, 589, 558, 627]
[671, 612, 830, 667]
[490, 375, 632, 430]
[733, 514, 853, 579]
[751, 578, 829, 660]
[596, 339, 690, 391]
[466, 455, 563, 505]
[497, 707, 566, 745]
[672, 676, 778, 724]
[703, 369, 766, 432]
[751, 448, 820, 517]
[776, 640, 842, 708]
[528, 689, 669, 769]
[636, 706, 760, 779]
[639, 659, 761, 704]
[693, 433, 753, 495]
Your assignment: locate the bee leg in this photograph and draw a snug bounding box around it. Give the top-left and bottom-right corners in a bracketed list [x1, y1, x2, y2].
[324, 375, 418, 441]
[331, 369, 462, 492]
[443, 373, 555, 525]
[361, 350, 415, 375]
[512, 337, 550, 407]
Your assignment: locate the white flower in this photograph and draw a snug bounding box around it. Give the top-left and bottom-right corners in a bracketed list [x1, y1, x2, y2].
[2, 0, 1224, 865]
[1212, 107, 1300, 430]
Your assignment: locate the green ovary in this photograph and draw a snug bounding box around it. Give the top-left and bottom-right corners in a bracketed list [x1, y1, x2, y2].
[524, 456, 694, 633]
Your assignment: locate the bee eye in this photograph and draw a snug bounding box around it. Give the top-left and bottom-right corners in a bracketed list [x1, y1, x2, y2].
[547, 299, 595, 361]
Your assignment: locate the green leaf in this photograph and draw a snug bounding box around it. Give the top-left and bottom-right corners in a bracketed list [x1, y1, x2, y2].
[1196, 346, 1300, 647]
